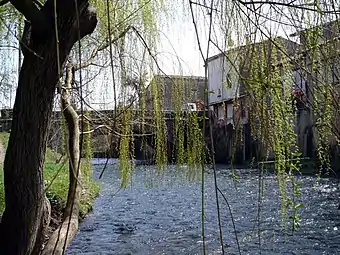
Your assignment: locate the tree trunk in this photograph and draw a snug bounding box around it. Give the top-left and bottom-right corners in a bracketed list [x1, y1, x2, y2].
[32, 196, 51, 255]
[0, 1, 97, 254]
[42, 65, 81, 255]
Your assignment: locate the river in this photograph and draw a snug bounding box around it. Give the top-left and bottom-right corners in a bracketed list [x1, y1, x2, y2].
[67, 159, 340, 254]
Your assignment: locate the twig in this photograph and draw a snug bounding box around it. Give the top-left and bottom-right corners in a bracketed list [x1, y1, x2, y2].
[0, 16, 43, 59]
[237, 0, 340, 14]
[217, 187, 241, 255]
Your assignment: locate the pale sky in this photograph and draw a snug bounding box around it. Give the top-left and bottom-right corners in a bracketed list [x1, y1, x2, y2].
[0, 3, 208, 110]
[0, 1, 337, 110]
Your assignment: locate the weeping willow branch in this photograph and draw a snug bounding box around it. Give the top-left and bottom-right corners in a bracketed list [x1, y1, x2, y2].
[189, 0, 228, 253]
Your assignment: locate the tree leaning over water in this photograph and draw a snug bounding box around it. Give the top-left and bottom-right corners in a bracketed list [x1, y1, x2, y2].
[0, 1, 97, 254]
[0, 0, 166, 254]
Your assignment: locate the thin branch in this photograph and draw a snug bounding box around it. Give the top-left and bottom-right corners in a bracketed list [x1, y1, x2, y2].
[217, 187, 241, 255]
[190, 1, 219, 12]
[0, 44, 19, 50]
[0, 17, 43, 59]
[189, 1, 205, 61]
[205, 0, 226, 252]
[73, 26, 132, 70]
[130, 26, 171, 78]
[237, 0, 340, 14]
[189, 2, 207, 254]
[80, 124, 111, 134]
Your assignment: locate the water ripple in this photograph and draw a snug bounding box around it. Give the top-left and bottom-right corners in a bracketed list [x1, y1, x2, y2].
[68, 164, 340, 254]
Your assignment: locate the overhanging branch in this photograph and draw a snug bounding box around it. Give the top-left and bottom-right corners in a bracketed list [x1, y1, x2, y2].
[9, 0, 44, 26]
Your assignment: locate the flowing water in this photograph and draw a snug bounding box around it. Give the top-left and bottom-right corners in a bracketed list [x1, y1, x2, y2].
[68, 159, 340, 254]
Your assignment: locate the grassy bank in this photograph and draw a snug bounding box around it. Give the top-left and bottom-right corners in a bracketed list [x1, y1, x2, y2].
[0, 132, 100, 218]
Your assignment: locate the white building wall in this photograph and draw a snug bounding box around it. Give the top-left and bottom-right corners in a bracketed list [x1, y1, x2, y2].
[222, 52, 239, 101]
[208, 52, 240, 107]
[208, 56, 224, 105]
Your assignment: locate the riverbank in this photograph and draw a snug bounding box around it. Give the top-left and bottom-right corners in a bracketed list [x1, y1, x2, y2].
[0, 132, 100, 229]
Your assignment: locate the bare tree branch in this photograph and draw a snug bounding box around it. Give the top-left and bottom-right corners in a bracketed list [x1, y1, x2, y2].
[73, 25, 131, 70]
[190, 1, 219, 12]
[0, 44, 19, 50]
[237, 0, 340, 14]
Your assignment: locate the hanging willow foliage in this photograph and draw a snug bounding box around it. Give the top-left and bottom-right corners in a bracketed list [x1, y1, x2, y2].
[87, 0, 169, 183]
[150, 76, 168, 169]
[171, 77, 205, 178]
[172, 78, 186, 166]
[83, 110, 93, 178]
[239, 37, 304, 230]
[186, 111, 204, 180]
[305, 26, 333, 174]
[118, 108, 134, 188]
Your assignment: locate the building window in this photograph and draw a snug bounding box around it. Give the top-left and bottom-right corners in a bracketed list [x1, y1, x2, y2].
[226, 72, 232, 88]
[213, 105, 218, 118]
[226, 103, 233, 124]
[218, 103, 225, 120]
[217, 88, 222, 97]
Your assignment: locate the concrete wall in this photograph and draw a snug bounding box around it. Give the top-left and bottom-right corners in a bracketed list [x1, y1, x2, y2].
[147, 75, 206, 112]
[207, 51, 239, 106]
[207, 56, 224, 105]
[299, 20, 340, 46]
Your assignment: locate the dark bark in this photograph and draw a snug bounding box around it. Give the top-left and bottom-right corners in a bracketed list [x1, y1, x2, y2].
[32, 197, 51, 255]
[0, 1, 97, 254]
[42, 65, 81, 255]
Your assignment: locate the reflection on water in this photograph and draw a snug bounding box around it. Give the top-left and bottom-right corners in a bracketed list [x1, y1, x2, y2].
[68, 159, 340, 254]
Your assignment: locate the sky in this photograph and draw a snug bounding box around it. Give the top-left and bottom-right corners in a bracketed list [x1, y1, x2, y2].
[0, 3, 207, 110]
[0, 1, 337, 110]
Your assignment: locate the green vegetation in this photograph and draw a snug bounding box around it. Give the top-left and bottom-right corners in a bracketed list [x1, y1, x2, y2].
[44, 163, 100, 218]
[0, 132, 99, 217]
[0, 133, 9, 152]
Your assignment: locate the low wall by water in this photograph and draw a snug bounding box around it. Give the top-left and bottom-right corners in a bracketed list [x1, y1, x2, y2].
[2, 108, 339, 174]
